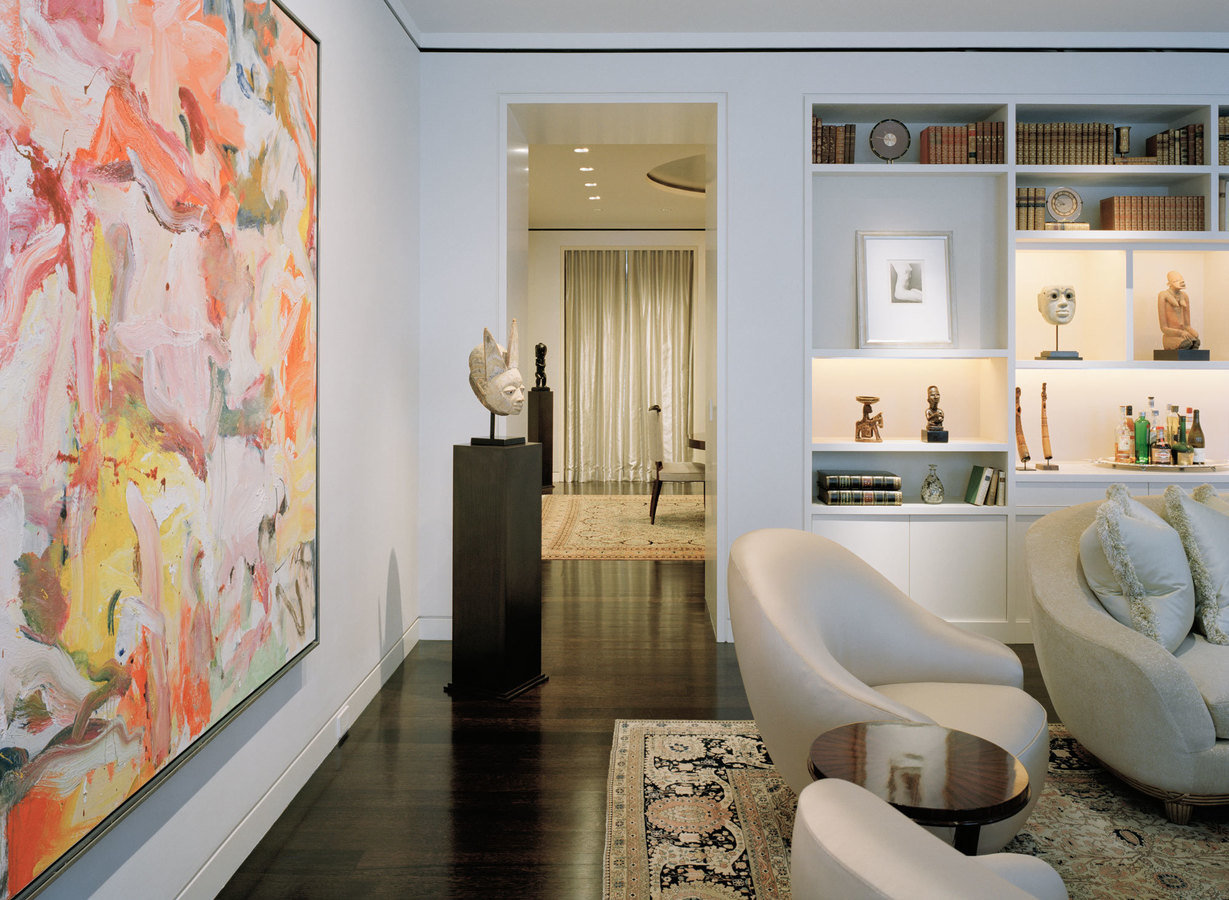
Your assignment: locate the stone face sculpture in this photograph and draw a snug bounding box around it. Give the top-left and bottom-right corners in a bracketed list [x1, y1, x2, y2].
[1038, 286, 1076, 325]
[1036, 285, 1081, 360]
[1158, 271, 1201, 350]
[468, 319, 526, 416]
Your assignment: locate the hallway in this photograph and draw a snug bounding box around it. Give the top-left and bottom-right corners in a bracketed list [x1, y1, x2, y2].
[220, 558, 746, 897]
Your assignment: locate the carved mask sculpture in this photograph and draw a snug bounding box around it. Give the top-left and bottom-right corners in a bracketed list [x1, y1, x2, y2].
[1038, 286, 1076, 326]
[469, 319, 526, 416]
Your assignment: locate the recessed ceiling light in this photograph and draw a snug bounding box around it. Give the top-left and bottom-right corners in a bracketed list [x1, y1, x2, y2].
[584, 182, 597, 187]
[579, 167, 594, 172]
[573, 147, 590, 153]
[588, 195, 601, 200]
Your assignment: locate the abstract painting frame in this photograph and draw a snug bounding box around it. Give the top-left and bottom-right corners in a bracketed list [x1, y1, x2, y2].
[0, 2, 319, 897]
[856, 231, 956, 349]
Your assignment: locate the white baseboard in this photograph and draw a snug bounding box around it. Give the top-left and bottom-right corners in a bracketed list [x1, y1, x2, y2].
[418, 615, 452, 640]
[177, 618, 421, 899]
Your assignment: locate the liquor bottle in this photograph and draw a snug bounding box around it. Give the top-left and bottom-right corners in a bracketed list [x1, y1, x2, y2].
[1151, 425, 1172, 465]
[1190, 409, 1206, 464]
[1179, 408, 1187, 445]
[1167, 405, 1181, 443]
[1115, 405, 1135, 463]
[1135, 407, 1150, 465]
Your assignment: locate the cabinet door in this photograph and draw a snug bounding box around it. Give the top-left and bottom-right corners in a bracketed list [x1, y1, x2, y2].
[810, 517, 910, 596]
[909, 517, 1007, 622]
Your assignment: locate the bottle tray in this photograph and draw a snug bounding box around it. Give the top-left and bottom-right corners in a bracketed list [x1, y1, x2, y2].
[1093, 458, 1222, 472]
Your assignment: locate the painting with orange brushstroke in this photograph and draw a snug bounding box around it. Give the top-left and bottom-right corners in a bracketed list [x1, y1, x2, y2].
[0, 2, 318, 896]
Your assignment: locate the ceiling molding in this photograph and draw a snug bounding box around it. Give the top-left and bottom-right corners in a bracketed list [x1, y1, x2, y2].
[410, 31, 1229, 53]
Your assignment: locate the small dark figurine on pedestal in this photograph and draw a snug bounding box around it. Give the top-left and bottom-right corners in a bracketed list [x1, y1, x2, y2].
[921, 384, 949, 443]
[855, 396, 884, 443]
[533, 342, 548, 390]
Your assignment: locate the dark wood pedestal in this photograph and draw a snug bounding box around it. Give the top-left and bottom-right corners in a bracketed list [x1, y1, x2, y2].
[527, 389, 554, 492]
[447, 442, 548, 700]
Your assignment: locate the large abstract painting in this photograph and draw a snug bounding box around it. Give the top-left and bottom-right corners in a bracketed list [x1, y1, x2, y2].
[0, 2, 318, 896]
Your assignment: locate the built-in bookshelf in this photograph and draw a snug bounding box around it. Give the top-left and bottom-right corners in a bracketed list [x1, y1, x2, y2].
[804, 97, 1229, 642]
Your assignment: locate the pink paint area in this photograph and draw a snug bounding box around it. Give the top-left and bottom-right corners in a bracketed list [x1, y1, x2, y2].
[0, 2, 317, 893]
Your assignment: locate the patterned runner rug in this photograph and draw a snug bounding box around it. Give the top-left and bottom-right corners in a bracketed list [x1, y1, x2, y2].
[542, 494, 704, 560]
[604, 720, 1229, 900]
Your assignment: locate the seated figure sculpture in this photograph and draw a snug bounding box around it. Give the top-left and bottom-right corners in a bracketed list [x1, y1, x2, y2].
[1158, 271, 1200, 351]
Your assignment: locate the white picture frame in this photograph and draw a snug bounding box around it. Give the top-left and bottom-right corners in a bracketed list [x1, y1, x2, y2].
[856, 231, 956, 348]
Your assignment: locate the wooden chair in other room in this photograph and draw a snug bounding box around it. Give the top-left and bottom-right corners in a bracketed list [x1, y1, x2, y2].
[646, 404, 705, 524]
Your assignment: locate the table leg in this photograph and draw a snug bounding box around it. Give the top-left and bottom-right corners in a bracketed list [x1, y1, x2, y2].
[953, 824, 980, 855]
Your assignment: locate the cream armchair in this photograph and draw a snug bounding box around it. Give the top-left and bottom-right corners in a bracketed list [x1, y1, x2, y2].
[791, 779, 1067, 900]
[1027, 496, 1229, 824]
[728, 528, 1049, 853]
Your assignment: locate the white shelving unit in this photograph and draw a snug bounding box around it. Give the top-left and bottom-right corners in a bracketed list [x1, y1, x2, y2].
[805, 96, 1229, 642]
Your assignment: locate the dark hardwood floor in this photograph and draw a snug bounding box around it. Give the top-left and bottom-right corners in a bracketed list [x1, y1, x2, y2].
[220, 485, 1054, 898]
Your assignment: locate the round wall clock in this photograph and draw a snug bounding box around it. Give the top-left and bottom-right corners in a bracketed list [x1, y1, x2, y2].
[869, 119, 910, 162]
[1046, 187, 1083, 223]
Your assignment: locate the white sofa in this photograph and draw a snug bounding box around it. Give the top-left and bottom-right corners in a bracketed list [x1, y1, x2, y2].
[1027, 492, 1229, 823]
[791, 779, 1067, 900]
[729, 528, 1049, 853]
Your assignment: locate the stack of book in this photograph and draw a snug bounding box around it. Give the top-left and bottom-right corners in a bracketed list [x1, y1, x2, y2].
[1015, 122, 1115, 165]
[964, 466, 1006, 506]
[1099, 195, 1205, 231]
[1144, 125, 1204, 165]
[817, 470, 903, 506]
[1220, 115, 1229, 165]
[1015, 188, 1089, 230]
[811, 117, 856, 164]
[1015, 187, 1046, 230]
[918, 123, 1004, 164]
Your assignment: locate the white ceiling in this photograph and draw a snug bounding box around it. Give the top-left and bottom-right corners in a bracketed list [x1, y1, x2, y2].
[390, 0, 1229, 49]
[529, 144, 707, 230]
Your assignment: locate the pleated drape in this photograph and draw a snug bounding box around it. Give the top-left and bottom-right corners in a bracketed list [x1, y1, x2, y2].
[562, 248, 695, 483]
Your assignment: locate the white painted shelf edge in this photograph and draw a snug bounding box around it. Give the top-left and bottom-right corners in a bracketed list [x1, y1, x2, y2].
[811, 440, 1009, 452]
[810, 502, 1008, 516]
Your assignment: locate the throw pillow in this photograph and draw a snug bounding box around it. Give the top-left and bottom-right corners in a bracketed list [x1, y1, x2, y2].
[1165, 485, 1229, 645]
[1079, 485, 1196, 652]
[1193, 483, 1229, 516]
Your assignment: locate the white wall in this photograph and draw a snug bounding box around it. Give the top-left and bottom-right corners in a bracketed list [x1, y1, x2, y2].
[39, 2, 422, 897]
[526, 230, 707, 480]
[418, 49, 1229, 642]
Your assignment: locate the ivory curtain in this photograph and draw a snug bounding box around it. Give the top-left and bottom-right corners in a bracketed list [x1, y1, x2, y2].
[563, 248, 695, 482]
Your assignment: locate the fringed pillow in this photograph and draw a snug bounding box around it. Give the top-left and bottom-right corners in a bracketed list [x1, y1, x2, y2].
[1165, 485, 1229, 645]
[1079, 484, 1195, 652]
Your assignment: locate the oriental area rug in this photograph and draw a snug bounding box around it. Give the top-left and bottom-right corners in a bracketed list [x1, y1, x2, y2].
[604, 720, 1229, 900]
[542, 494, 705, 560]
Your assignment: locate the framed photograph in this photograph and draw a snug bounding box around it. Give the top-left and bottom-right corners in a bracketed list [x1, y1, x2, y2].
[856, 232, 956, 348]
[0, 2, 318, 897]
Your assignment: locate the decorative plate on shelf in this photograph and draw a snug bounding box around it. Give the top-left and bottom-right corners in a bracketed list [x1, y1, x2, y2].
[869, 118, 910, 162]
[1093, 458, 1222, 472]
[1046, 187, 1083, 223]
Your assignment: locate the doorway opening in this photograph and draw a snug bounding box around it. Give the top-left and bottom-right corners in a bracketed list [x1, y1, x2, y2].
[503, 98, 723, 636]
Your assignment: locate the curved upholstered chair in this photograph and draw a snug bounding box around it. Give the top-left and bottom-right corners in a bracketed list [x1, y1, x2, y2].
[791, 779, 1067, 900]
[645, 404, 704, 524]
[728, 528, 1049, 853]
[1027, 495, 1229, 824]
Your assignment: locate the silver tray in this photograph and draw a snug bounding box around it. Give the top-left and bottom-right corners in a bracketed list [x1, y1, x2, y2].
[1093, 457, 1222, 472]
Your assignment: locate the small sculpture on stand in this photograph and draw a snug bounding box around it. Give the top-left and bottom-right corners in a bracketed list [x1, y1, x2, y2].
[1015, 386, 1032, 471]
[468, 319, 526, 445]
[1035, 286, 1081, 360]
[1037, 382, 1059, 470]
[533, 342, 548, 390]
[921, 384, 948, 443]
[1155, 271, 1208, 360]
[855, 396, 884, 443]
